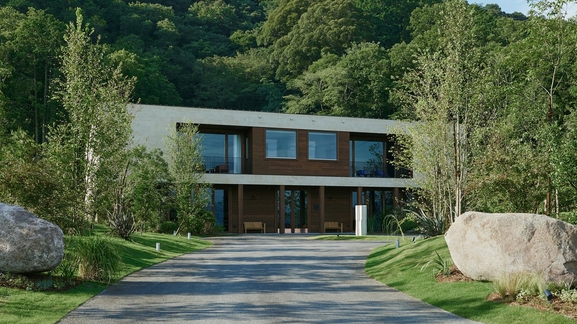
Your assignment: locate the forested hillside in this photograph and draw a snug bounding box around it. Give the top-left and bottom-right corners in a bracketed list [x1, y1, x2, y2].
[2, 0, 577, 232]
[0, 0, 529, 137]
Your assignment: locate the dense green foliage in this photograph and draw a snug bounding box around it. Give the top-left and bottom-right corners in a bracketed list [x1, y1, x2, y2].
[0, 8, 211, 237]
[1, 0, 577, 226]
[165, 123, 215, 235]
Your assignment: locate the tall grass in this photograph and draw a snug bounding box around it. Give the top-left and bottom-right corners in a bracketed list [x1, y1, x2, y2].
[67, 235, 122, 283]
[492, 272, 546, 302]
[419, 250, 453, 277]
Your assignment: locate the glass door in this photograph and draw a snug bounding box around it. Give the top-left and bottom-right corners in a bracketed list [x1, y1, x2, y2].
[277, 189, 308, 233]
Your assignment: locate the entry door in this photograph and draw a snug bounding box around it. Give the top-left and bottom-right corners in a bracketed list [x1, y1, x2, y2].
[278, 189, 308, 233]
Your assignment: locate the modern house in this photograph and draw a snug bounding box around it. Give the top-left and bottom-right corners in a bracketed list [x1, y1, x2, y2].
[131, 104, 414, 234]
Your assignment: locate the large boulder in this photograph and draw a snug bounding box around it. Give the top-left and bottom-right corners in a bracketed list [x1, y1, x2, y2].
[445, 211, 577, 285]
[0, 203, 64, 273]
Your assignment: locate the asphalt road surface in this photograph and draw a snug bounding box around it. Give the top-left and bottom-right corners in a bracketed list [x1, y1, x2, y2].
[58, 235, 478, 323]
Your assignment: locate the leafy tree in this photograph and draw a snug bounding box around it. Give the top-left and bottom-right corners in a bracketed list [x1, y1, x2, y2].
[526, 0, 577, 215]
[106, 145, 171, 239]
[108, 49, 182, 105]
[189, 0, 239, 35]
[49, 8, 136, 232]
[258, 0, 312, 46]
[395, 0, 486, 226]
[164, 123, 214, 235]
[284, 42, 392, 118]
[355, 0, 442, 48]
[11, 8, 64, 143]
[0, 7, 64, 142]
[270, 0, 371, 81]
[0, 130, 71, 229]
[194, 48, 281, 110]
[127, 146, 172, 233]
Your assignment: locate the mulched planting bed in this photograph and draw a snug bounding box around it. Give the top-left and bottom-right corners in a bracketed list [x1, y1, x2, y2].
[0, 272, 82, 292]
[437, 266, 577, 321]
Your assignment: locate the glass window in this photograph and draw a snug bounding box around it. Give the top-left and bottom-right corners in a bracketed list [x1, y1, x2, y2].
[351, 140, 384, 177]
[228, 134, 242, 173]
[309, 132, 337, 160]
[199, 133, 243, 174]
[200, 133, 225, 171]
[266, 130, 296, 159]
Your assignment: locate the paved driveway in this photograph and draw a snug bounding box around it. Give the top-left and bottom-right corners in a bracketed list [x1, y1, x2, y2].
[59, 235, 477, 323]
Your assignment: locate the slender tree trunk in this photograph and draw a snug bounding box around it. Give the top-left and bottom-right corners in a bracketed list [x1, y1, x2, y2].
[42, 59, 48, 143]
[34, 67, 39, 144]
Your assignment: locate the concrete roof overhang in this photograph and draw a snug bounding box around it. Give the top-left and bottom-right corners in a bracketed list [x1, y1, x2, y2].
[202, 173, 414, 188]
[131, 104, 410, 151]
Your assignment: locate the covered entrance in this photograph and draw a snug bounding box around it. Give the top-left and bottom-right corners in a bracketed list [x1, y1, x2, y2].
[277, 188, 308, 233]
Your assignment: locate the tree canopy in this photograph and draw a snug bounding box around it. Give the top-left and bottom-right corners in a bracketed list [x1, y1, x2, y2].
[2, 0, 577, 227]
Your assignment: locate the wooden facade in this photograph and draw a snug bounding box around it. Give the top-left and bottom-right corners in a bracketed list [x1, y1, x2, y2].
[250, 128, 351, 177]
[132, 105, 414, 234]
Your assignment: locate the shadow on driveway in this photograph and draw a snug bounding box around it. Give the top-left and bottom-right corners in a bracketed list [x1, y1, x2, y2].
[59, 235, 479, 323]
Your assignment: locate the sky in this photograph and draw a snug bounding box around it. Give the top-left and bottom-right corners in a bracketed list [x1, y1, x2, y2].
[473, 0, 531, 14]
[472, 0, 577, 17]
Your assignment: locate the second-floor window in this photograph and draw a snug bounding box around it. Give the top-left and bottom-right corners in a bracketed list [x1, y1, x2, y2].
[200, 133, 242, 173]
[266, 129, 296, 159]
[309, 132, 337, 160]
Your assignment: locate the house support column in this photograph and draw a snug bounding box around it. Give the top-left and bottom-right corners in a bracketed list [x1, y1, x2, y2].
[237, 184, 244, 234]
[319, 186, 325, 233]
[279, 185, 285, 234]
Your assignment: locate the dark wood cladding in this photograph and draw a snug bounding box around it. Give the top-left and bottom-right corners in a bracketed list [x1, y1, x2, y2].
[325, 188, 352, 231]
[251, 127, 350, 176]
[243, 186, 277, 233]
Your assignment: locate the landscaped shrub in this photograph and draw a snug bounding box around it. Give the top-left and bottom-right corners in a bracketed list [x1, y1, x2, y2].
[408, 208, 446, 238]
[108, 206, 137, 240]
[559, 289, 577, 303]
[187, 209, 216, 235]
[67, 235, 121, 283]
[367, 213, 382, 233]
[419, 251, 453, 277]
[52, 244, 79, 284]
[559, 212, 577, 226]
[382, 213, 404, 235]
[159, 221, 178, 234]
[492, 272, 545, 302]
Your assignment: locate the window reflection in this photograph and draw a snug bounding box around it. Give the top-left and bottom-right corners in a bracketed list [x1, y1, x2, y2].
[309, 132, 337, 160]
[266, 130, 296, 159]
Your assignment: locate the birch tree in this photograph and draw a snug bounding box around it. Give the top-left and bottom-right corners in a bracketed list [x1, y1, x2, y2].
[164, 123, 214, 235]
[49, 8, 135, 232]
[527, 0, 577, 215]
[395, 0, 485, 226]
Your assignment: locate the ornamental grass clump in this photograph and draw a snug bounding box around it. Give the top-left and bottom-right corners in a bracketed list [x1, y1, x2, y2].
[68, 235, 121, 283]
[492, 272, 545, 302]
[419, 250, 453, 277]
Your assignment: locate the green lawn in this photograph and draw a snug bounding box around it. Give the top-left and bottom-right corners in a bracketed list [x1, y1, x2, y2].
[0, 231, 212, 324]
[311, 234, 415, 243]
[365, 236, 575, 324]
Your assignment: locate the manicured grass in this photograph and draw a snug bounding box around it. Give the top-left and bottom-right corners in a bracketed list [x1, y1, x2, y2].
[0, 231, 212, 324]
[311, 234, 414, 242]
[365, 236, 575, 324]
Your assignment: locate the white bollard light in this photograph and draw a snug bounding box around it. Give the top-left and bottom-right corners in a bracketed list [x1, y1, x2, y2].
[156, 243, 160, 251]
[188, 232, 191, 240]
